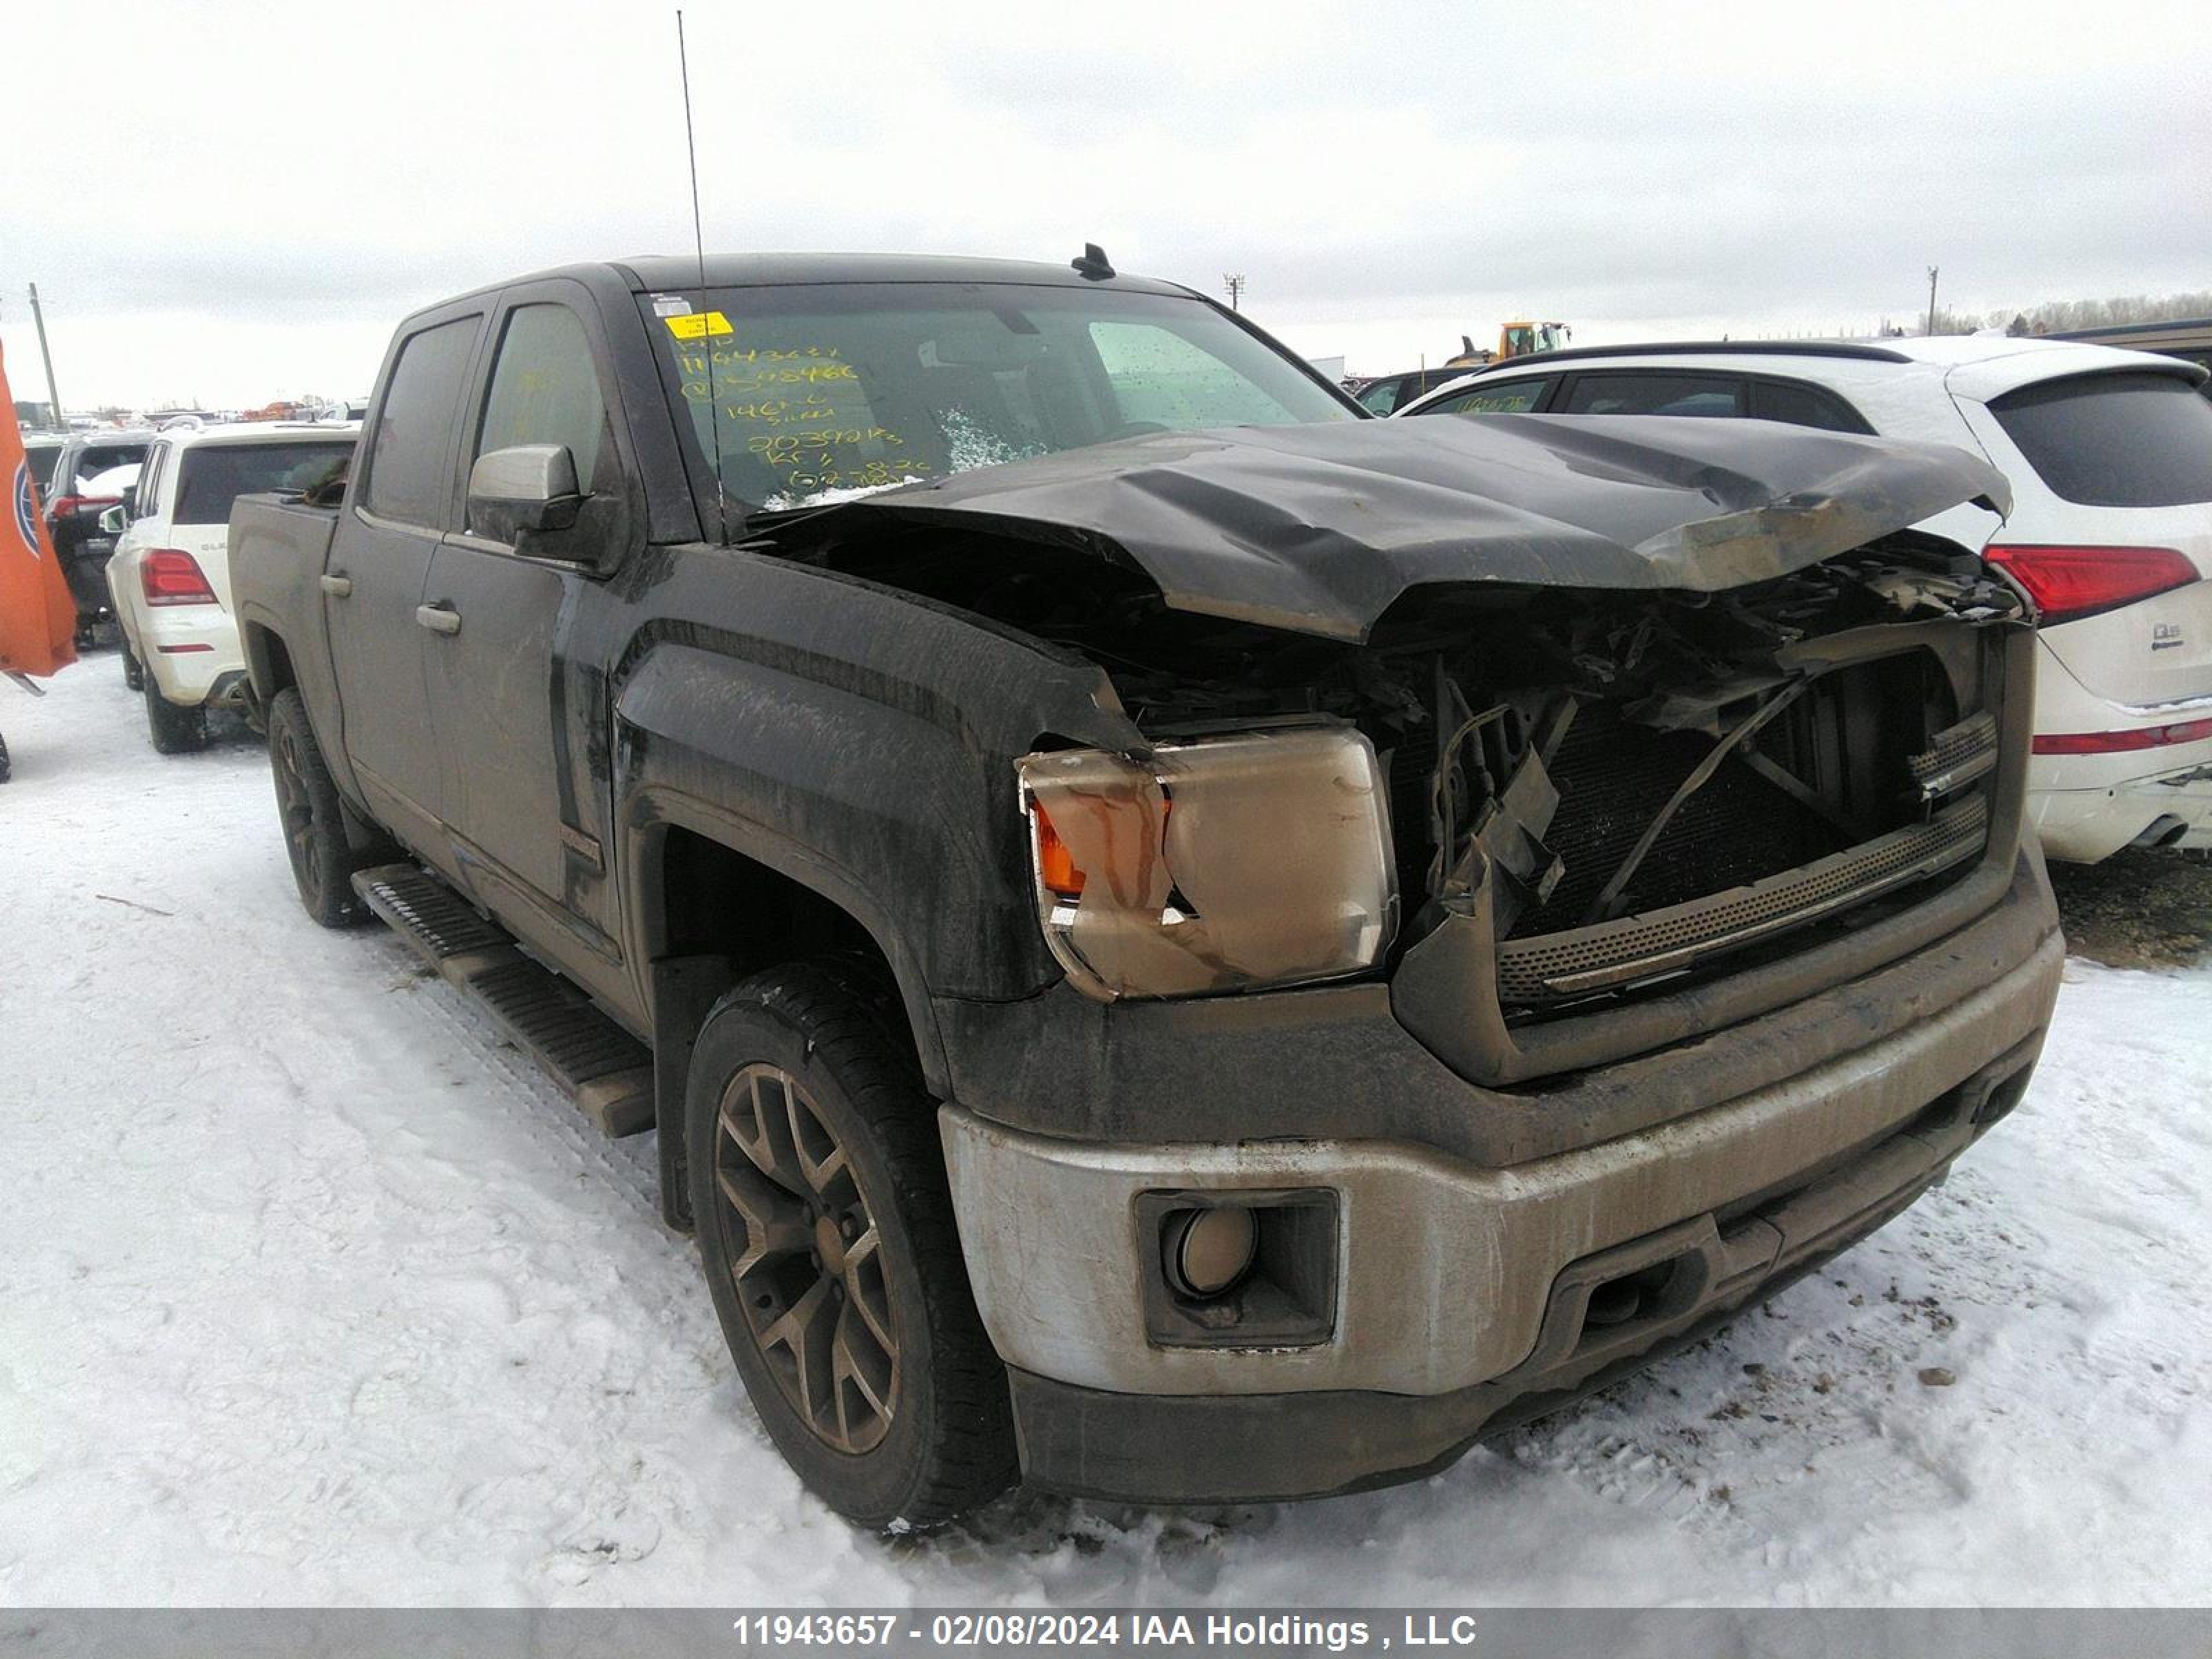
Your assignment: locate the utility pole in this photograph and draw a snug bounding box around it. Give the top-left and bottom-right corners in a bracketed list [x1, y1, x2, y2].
[1925, 266, 1940, 337]
[27, 285, 64, 427]
[1223, 273, 1246, 312]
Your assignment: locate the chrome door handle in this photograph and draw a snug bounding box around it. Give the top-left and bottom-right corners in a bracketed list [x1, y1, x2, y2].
[415, 603, 462, 636]
[319, 572, 353, 597]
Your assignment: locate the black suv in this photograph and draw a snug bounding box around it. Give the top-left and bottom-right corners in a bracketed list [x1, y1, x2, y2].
[21, 431, 68, 492]
[41, 431, 153, 640]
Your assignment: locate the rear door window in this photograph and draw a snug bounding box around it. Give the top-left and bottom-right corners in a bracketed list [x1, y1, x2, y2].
[1415, 377, 1554, 416]
[174, 442, 357, 525]
[1988, 371, 2212, 507]
[1749, 378, 1873, 433]
[474, 303, 608, 500]
[363, 316, 480, 527]
[1562, 373, 1745, 417]
[133, 442, 168, 518]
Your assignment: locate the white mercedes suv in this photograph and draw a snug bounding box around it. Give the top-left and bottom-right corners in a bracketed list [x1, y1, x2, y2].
[1400, 337, 2212, 861]
[104, 423, 357, 753]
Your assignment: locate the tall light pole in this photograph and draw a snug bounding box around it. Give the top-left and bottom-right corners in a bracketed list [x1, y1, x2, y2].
[27, 284, 64, 427]
[1223, 273, 1246, 312]
[1925, 266, 1940, 337]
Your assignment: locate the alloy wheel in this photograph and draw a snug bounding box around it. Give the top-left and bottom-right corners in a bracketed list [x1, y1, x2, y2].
[711, 1063, 900, 1454]
[272, 727, 321, 892]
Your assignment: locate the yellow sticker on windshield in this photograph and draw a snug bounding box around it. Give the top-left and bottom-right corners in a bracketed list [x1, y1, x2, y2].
[664, 311, 733, 339]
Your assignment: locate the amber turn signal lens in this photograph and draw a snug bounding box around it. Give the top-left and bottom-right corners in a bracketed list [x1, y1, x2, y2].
[1030, 802, 1086, 899]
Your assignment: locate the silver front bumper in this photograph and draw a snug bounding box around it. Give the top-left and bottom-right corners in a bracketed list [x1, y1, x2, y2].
[940, 926, 2063, 1400]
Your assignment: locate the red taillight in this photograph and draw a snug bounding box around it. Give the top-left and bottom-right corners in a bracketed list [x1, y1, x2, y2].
[140, 549, 218, 607]
[2034, 715, 2212, 756]
[48, 493, 120, 517]
[1983, 544, 2199, 627]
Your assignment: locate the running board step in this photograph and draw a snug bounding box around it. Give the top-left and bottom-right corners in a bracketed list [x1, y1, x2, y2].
[351, 863, 655, 1138]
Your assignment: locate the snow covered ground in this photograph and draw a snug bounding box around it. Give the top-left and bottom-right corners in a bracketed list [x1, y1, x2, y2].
[1, 658, 2207, 1607]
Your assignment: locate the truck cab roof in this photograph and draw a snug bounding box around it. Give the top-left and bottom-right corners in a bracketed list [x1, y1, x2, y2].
[413, 252, 1197, 317]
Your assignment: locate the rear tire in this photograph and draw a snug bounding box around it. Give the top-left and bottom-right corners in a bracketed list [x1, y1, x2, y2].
[688, 960, 1016, 1529]
[265, 687, 382, 927]
[122, 648, 144, 691]
[143, 671, 207, 754]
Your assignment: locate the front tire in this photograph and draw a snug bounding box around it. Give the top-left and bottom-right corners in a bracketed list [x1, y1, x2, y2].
[265, 687, 380, 926]
[143, 671, 207, 754]
[688, 961, 1016, 1528]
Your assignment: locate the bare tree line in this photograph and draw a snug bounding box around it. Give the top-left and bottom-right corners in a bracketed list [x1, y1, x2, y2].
[1884, 288, 2212, 337]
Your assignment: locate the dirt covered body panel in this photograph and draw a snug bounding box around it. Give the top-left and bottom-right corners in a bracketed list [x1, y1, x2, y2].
[764, 415, 2012, 640]
[229, 496, 355, 789]
[597, 545, 1143, 1023]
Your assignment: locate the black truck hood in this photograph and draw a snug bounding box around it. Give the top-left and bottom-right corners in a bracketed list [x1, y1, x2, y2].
[760, 414, 2010, 643]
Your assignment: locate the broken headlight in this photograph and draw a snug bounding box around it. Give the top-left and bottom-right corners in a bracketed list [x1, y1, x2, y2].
[1015, 726, 1398, 1001]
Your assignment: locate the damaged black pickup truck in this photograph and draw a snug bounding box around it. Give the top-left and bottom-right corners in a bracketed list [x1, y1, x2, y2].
[229, 252, 2063, 1527]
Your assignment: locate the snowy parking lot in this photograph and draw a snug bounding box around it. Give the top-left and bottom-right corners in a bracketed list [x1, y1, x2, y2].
[1, 657, 2207, 1607]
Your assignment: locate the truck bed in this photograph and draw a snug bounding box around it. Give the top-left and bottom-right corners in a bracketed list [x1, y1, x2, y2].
[228, 493, 341, 732]
[229, 493, 338, 597]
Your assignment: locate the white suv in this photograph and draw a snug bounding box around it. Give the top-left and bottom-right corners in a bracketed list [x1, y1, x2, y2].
[106, 424, 357, 752]
[1399, 339, 2212, 861]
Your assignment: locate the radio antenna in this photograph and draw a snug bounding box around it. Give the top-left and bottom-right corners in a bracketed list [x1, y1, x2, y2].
[675, 10, 727, 540]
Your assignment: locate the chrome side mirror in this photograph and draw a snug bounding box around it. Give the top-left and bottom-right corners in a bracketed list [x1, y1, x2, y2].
[467, 444, 583, 544]
[98, 505, 129, 536]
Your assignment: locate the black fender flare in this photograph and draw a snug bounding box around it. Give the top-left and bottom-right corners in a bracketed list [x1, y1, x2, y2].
[621, 782, 953, 1096]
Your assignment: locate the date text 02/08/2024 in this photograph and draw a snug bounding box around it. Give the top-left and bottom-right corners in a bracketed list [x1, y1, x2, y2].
[727, 1611, 1482, 1650]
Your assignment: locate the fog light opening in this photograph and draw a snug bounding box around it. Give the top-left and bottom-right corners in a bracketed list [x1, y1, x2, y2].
[1163, 1206, 1259, 1300]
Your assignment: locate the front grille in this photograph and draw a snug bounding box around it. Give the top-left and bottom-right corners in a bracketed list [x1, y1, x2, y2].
[1907, 711, 1998, 798]
[1496, 796, 1987, 1002]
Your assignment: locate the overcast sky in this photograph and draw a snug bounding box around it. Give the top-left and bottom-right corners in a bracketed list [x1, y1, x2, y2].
[6, 0, 2209, 409]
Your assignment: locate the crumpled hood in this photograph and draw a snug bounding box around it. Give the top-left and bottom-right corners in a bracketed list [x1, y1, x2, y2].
[763, 414, 2011, 642]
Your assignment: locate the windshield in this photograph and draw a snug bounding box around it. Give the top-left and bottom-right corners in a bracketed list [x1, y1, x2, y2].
[641, 283, 1353, 518]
